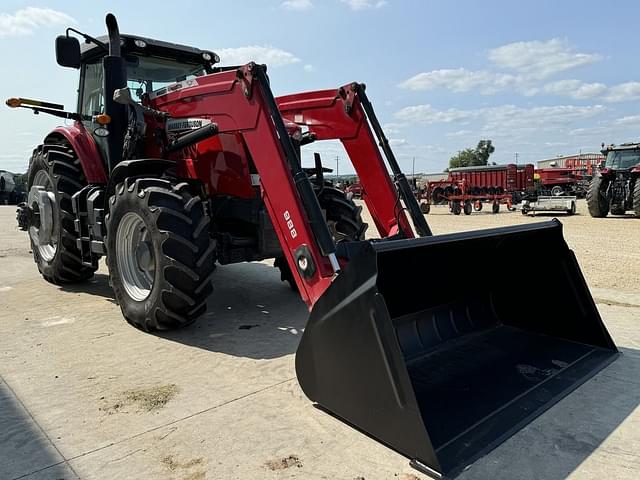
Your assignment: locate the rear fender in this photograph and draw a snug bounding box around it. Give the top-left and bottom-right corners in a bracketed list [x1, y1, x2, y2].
[46, 123, 108, 184]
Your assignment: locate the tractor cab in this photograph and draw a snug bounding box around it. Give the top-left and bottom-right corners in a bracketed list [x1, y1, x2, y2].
[55, 25, 219, 170]
[601, 143, 640, 171]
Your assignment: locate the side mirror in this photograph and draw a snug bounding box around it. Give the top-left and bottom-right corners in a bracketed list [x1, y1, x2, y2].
[113, 87, 133, 105]
[55, 36, 81, 69]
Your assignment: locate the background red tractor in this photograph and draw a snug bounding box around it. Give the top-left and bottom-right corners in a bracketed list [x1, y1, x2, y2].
[7, 14, 618, 479]
[587, 142, 640, 217]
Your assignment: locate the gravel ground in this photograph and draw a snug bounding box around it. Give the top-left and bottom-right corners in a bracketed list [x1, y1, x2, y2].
[361, 199, 639, 293]
[0, 202, 638, 480]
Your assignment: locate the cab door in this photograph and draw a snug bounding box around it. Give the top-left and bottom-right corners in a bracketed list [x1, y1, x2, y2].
[77, 58, 109, 164]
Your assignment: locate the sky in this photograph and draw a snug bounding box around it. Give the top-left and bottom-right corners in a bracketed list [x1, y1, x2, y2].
[1, 0, 640, 175]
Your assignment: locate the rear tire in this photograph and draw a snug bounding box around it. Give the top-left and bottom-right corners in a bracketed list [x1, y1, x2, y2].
[463, 201, 472, 215]
[26, 144, 96, 283]
[586, 176, 609, 217]
[633, 180, 640, 218]
[566, 201, 576, 215]
[275, 186, 367, 290]
[105, 178, 215, 330]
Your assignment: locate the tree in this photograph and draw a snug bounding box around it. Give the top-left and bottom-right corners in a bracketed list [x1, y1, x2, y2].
[449, 148, 480, 169]
[448, 139, 495, 169]
[476, 139, 495, 164]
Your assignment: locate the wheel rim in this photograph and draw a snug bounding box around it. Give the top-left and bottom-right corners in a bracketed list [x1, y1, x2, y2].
[29, 170, 58, 262]
[116, 212, 156, 301]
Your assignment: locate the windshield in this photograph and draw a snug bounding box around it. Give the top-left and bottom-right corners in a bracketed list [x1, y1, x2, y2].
[605, 149, 640, 169]
[126, 55, 207, 102]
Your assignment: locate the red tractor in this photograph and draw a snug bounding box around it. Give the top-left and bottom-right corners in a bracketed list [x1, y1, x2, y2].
[587, 142, 640, 217]
[8, 14, 618, 479]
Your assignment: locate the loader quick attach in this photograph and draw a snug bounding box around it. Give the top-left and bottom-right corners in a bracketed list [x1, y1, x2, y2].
[8, 13, 618, 478]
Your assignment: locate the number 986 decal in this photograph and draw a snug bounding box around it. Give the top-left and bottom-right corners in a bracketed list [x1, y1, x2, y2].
[283, 211, 297, 239]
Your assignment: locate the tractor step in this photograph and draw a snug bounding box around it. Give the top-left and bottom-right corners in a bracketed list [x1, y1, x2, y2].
[72, 186, 106, 266]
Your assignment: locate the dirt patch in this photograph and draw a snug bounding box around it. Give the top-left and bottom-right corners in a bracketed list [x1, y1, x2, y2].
[183, 472, 206, 480]
[264, 454, 303, 470]
[101, 384, 179, 413]
[161, 454, 204, 471]
[161, 454, 206, 479]
[400, 474, 421, 480]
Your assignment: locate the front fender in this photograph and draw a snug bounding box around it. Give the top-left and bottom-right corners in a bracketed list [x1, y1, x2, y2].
[105, 158, 176, 207]
[46, 122, 108, 183]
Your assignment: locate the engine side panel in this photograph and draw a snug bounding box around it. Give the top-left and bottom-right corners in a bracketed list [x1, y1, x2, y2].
[185, 133, 255, 199]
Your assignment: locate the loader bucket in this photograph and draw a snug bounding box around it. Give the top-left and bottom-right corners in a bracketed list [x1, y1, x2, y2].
[296, 220, 618, 478]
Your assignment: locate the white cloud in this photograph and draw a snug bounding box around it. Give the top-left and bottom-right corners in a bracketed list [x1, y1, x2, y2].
[340, 0, 387, 11]
[399, 39, 611, 99]
[483, 104, 605, 131]
[303, 64, 315, 72]
[281, 0, 314, 11]
[614, 115, 640, 126]
[603, 82, 640, 102]
[487, 38, 601, 79]
[399, 68, 517, 94]
[395, 103, 605, 132]
[216, 45, 300, 67]
[0, 7, 74, 37]
[389, 138, 408, 146]
[568, 126, 610, 137]
[394, 104, 475, 124]
[446, 130, 473, 138]
[382, 123, 403, 134]
[543, 79, 608, 99]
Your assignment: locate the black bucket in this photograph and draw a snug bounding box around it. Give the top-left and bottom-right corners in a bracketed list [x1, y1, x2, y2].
[296, 220, 618, 478]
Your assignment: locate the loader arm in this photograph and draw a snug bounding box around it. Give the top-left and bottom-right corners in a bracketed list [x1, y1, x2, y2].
[150, 64, 340, 307]
[277, 83, 431, 237]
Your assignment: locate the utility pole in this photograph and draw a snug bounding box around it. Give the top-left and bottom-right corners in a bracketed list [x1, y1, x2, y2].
[335, 155, 339, 180]
[514, 152, 519, 165]
[412, 156, 415, 178]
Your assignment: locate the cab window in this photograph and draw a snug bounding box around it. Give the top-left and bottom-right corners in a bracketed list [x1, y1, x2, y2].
[81, 60, 104, 117]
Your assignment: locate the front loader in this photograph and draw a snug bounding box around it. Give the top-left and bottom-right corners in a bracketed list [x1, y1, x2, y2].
[8, 14, 618, 478]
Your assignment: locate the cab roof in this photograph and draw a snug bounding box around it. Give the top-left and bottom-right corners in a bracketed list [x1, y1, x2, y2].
[80, 34, 217, 64]
[603, 143, 640, 151]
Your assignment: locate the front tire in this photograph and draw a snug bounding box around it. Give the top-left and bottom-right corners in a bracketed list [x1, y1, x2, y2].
[26, 144, 96, 283]
[106, 178, 215, 330]
[586, 176, 609, 217]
